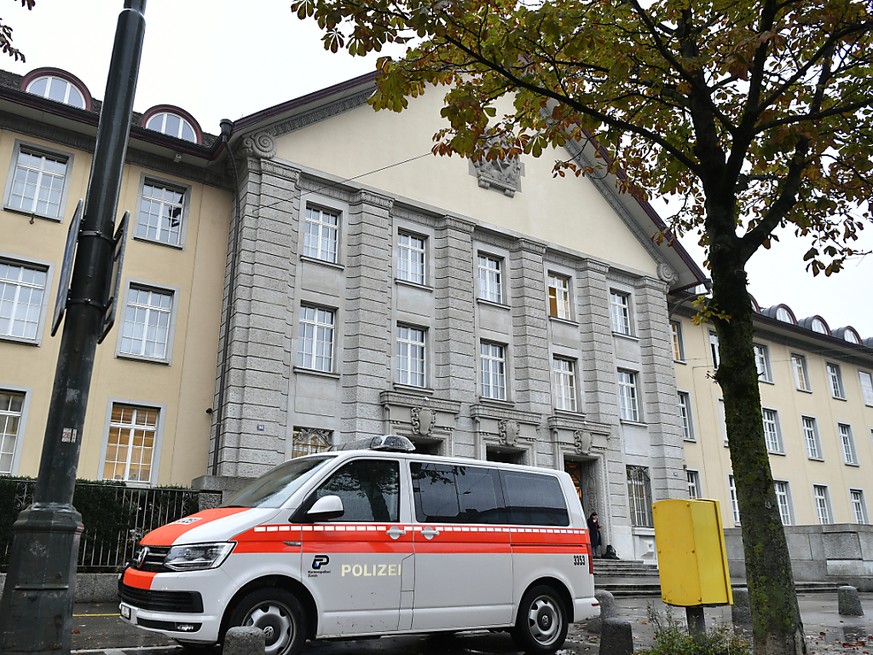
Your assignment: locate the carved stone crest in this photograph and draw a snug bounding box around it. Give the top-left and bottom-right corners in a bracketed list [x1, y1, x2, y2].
[473, 156, 521, 197]
[411, 407, 435, 437]
[573, 430, 592, 455]
[499, 419, 521, 446]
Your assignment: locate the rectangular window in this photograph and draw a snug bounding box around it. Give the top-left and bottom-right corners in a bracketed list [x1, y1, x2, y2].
[8, 146, 68, 218]
[802, 416, 822, 459]
[754, 344, 772, 382]
[552, 357, 578, 412]
[477, 254, 503, 303]
[626, 465, 653, 527]
[670, 321, 685, 361]
[0, 260, 47, 341]
[136, 180, 186, 246]
[774, 481, 793, 525]
[480, 341, 507, 400]
[618, 370, 640, 422]
[728, 475, 741, 525]
[719, 398, 727, 445]
[609, 291, 632, 335]
[396, 324, 426, 387]
[297, 305, 335, 372]
[827, 363, 845, 399]
[860, 371, 873, 406]
[813, 485, 832, 524]
[791, 354, 811, 391]
[120, 286, 173, 360]
[547, 273, 571, 320]
[762, 408, 783, 454]
[303, 206, 339, 263]
[0, 390, 24, 475]
[397, 232, 426, 285]
[850, 490, 868, 524]
[678, 391, 694, 441]
[709, 331, 720, 368]
[103, 403, 158, 483]
[839, 423, 858, 465]
[687, 470, 701, 499]
[291, 427, 332, 458]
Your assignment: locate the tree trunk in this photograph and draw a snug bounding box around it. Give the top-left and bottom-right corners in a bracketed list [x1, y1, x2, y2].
[708, 217, 807, 655]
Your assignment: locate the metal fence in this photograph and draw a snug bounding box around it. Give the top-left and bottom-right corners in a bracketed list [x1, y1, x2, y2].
[1, 480, 204, 572]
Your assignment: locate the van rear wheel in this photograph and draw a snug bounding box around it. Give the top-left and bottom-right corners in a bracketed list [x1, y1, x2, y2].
[227, 588, 306, 655]
[512, 584, 568, 653]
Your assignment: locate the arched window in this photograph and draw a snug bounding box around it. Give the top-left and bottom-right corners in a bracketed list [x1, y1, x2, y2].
[145, 111, 197, 143]
[843, 328, 861, 345]
[26, 74, 86, 109]
[776, 306, 795, 324]
[811, 317, 829, 334]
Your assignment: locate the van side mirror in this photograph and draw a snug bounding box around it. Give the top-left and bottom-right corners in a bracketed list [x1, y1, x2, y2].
[306, 495, 344, 521]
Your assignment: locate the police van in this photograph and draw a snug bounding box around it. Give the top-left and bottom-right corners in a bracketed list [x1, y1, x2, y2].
[119, 435, 598, 654]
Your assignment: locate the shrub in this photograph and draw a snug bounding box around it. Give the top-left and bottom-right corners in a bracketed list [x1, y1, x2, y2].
[639, 606, 752, 655]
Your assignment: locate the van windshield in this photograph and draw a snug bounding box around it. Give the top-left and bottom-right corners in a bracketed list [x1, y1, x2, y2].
[224, 456, 336, 508]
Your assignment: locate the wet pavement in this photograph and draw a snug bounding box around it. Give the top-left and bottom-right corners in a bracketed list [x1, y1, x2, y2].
[69, 593, 873, 654]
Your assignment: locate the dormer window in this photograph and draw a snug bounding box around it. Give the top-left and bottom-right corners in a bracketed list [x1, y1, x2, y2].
[811, 317, 829, 334]
[145, 111, 197, 143]
[776, 306, 795, 324]
[843, 328, 861, 345]
[25, 74, 86, 109]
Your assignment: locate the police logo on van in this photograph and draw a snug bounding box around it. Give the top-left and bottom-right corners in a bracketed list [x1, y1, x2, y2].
[308, 555, 331, 577]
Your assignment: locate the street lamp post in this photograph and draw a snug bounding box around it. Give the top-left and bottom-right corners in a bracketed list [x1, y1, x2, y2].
[0, 2, 146, 653]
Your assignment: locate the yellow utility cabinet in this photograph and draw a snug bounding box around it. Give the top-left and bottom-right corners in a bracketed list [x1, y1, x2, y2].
[652, 499, 732, 606]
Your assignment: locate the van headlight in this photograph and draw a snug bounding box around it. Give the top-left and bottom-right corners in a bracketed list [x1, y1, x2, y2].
[163, 543, 235, 571]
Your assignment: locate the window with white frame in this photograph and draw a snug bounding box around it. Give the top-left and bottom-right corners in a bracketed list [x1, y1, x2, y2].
[0, 390, 24, 475]
[678, 391, 694, 441]
[860, 371, 873, 406]
[839, 423, 858, 465]
[728, 475, 741, 525]
[670, 321, 685, 362]
[303, 206, 339, 263]
[609, 290, 632, 335]
[397, 232, 426, 285]
[0, 260, 47, 341]
[119, 286, 173, 360]
[291, 427, 332, 459]
[477, 254, 503, 303]
[145, 112, 197, 142]
[827, 363, 845, 399]
[687, 469, 701, 499]
[480, 341, 507, 400]
[136, 180, 186, 246]
[396, 324, 426, 387]
[7, 146, 68, 218]
[297, 305, 335, 372]
[774, 481, 793, 525]
[762, 408, 783, 454]
[26, 75, 86, 108]
[791, 354, 811, 391]
[617, 369, 640, 422]
[754, 344, 772, 382]
[102, 403, 158, 483]
[802, 416, 822, 459]
[547, 273, 571, 320]
[719, 398, 727, 445]
[813, 485, 832, 524]
[709, 331, 720, 368]
[850, 489, 868, 524]
[626, 465, 653, 527]
[552, 357, 578, 412]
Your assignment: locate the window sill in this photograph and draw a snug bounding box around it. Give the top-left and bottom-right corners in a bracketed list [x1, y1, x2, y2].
[807, 456, 825, 462]
[3, 205, 62, 223]
[832, 395, 847, 402]
[619, 419, 647, 428]
[674, 359, 687, 366]
[768, 450, 786, 457]
[0, 335, 40, 347]
[392, 383, 434, 395]
[476, 298, 510, 310]
[612, 332, 639, 342]
[117, 352, 171, 366]
[394, 278, 433, 293]
[300, 255, 344, 271]
[478, 397, 514, 408]
[631, 526, 655, 535]
[553, 408, 585, 418]
[133, 234, 184, 250]
[759, 379, 774, 385]
[844, 462, 860, 468]
[293, 366, 340, 380]
[795, 388, 813, 394]
[548, 316, 578, 327]
[683, 437, 697, 443]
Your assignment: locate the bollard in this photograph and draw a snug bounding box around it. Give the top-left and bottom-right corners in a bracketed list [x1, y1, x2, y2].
[224, 626, 265, 655]
[731, 587, 752, 632]
[587, 589, 617, 633]
[838, 586, 864, 617]
[599, 618, 634, 655]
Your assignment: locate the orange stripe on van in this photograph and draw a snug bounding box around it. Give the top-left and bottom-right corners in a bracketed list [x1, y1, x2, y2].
[141, 507, 250, 546]
[122, 568, 157, 590]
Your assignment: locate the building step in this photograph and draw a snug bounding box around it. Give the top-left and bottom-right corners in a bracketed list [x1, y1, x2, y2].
[594, 576, 842, 597]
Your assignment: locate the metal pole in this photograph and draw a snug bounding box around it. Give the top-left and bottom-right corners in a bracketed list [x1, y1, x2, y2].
[0, 2, 146, 653]
[686, 605, 706, 641]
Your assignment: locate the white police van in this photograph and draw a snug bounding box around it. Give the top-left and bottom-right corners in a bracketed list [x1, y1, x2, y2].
[119, 436, 598, 654]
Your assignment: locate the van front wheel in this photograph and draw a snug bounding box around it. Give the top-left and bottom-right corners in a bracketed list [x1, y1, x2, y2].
[512, 585, 568, 653]
[227, 588, 306, 655]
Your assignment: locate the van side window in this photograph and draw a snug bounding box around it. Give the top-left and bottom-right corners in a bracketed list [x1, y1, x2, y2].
[314, 459, 400, 522]
[411, 462, 507, 524]
[500, 471, 569, 526]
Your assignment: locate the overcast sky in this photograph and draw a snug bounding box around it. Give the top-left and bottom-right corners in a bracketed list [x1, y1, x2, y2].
[6, 0, 871, 336]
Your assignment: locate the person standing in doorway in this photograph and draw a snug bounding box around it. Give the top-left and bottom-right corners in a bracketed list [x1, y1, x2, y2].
[587, 511, 602, 557]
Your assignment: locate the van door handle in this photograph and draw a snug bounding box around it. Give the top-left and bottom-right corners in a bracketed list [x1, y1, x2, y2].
[421, 527, 440, 540]
[386, 526, 406, 539]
